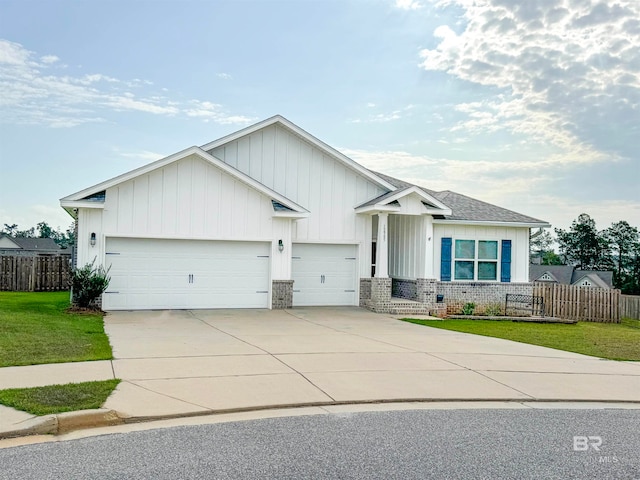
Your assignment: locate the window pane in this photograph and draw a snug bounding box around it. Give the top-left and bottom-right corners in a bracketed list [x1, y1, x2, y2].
[454, 261, 474, 280]
[478, 261, 497, 280]
[478, 241, 498, 259]
[455, 240, 475, 259]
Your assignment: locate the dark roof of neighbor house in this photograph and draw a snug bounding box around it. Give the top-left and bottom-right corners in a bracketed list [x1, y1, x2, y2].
[529, 265, 575, 284]
[571, 270, 614, 288]
[529, 264, 614, 288]
[370, 171, 548, 225]
[0, 235, 62, 252]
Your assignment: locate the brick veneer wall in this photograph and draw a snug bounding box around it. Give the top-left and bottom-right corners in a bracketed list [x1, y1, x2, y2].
[437, 281, 533, 315]
[391, 278, 417, 301]
[360, 278, 372, 307]
[272, 280, 294, 309]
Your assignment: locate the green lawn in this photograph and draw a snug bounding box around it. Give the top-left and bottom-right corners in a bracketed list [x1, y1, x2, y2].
[0, 380, 120, 415]
[0, 291, 112, 367]
[402, 317, 640, 361]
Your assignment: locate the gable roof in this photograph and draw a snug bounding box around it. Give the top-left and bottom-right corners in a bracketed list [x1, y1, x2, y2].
[529, 264, 614, 288]
[355, 186, 452, 215]
[371, 170, 549, 227]
[571, 270, 613, 288]
[60, 146, 309, 218]
[201, 115, 397, 192]
[530, 265, 575, 284]
[0, 234, 61, 252]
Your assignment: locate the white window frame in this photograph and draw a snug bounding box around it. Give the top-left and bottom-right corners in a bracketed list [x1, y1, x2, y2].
[453, 239, 500, 282]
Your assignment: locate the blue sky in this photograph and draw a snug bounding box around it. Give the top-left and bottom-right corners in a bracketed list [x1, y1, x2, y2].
[1, 0, 638, 235]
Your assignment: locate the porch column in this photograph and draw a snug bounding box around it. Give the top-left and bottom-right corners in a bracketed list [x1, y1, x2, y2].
[375, 212, 389, 278]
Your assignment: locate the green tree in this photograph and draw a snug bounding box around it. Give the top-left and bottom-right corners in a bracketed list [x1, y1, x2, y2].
[555, 214, 610, 270]
[605, 221, 639, 290]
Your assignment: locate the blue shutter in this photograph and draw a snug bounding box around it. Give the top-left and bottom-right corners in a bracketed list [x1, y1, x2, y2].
[500, 240, 511, 283]
[441, 237, 452, 281]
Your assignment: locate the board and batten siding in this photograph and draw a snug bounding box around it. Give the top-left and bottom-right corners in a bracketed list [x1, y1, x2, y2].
[388, 215, 427, 280]
[76, 154, 285, 271]
[208, 124, 387, 278]
[208, 124, 386, 239]
[432, 224, 530, 283]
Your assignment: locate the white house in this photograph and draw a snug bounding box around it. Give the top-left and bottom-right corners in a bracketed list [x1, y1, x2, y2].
[60, 116, 549, 313]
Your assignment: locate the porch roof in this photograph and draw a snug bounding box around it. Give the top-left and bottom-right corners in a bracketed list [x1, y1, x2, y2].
[355, 186, 452, 216]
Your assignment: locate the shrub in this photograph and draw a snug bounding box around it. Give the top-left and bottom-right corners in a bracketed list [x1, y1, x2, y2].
[71, 260, 111, 309]
[484, 303, 503, 316]
[461, 302, 476, 315]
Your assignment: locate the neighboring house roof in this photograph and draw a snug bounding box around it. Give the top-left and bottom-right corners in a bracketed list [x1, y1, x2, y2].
[530, 265, 575, 285]
[371, 171, 549, 227]
[0, 234, 63, 252]
[530, 264, 614, 288]
[571, 270, 613, 289]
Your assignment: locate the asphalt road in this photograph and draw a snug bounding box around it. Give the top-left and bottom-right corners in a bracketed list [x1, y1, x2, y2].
[1, 409, 639, 479]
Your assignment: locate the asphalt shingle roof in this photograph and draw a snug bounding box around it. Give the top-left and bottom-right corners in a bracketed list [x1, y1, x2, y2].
[1, 235, 62, 251]
[370, 170, 548, 225]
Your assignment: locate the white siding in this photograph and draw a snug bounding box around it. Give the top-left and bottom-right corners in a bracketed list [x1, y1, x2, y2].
[209, 124, 386, 253]
[432, 224, 530, 283]
[388, 215, 426, 280]
[77, 154, 279, 269]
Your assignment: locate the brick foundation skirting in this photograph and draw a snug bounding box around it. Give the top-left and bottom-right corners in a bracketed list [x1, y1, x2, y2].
[436, 282, 533, 315]
[272, 280, 294, 309]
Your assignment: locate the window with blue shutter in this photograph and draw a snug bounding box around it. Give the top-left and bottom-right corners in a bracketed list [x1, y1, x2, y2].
[500, 240, 512, 283]
[441, 237, 452, 281]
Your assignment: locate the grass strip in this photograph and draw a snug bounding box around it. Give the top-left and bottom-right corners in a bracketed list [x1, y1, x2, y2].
[402, 317, 640, 361]
[0, 380, 120, 416]
[0, 291, 112, 367]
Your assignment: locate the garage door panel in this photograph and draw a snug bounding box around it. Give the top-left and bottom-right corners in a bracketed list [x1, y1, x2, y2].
[103, 238, 270, 310]
[292, 244, 357, 307]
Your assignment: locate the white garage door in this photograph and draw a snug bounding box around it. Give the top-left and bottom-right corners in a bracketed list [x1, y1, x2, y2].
[292, 244, 357, 306]
[103, 238, 270, 310]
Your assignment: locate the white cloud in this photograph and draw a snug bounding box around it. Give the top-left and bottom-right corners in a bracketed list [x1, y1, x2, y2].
[40, 55, 59, 64]
[216, 73, 232, 80]
[118, 150, 166, 162]
[420, 0, 640, 167]
[395, 0, 423, 10]
[350, 104, 415, 123]
[0, 39, 254, 128]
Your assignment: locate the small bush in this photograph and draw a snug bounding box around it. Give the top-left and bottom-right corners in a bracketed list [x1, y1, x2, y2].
[461, 302, 476, 315]
[484, 303, 503, 316]
[72, 259, 110, 309]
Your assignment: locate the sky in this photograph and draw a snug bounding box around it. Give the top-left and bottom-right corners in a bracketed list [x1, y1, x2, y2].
[0, 0, 638, 236]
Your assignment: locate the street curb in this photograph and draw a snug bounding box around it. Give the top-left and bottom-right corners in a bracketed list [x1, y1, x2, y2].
[3, 399, 640, 440]
[0, 409, 122, 439]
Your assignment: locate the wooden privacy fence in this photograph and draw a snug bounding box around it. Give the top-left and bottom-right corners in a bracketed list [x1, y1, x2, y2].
[533, 282, 620, 323]
[0, 256, 72, 292]
[620, 295, 640, 320]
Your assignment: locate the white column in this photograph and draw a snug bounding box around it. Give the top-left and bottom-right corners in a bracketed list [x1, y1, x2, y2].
[375, 212, 389, 278]
[424, 215, 434, 278]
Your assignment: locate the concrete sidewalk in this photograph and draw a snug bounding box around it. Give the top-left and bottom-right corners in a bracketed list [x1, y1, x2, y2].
[2, 307, 640, 437]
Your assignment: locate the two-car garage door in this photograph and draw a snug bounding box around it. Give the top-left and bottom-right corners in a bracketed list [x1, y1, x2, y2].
[103, 238, 270, 310]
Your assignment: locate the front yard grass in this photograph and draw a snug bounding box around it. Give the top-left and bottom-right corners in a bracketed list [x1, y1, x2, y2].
[0, 291, 112, 367]
[402, 317, 640, 361]
[0, 380, 120, 415]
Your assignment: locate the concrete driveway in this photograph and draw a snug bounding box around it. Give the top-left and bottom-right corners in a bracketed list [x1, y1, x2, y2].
[102, 307, 640, 418]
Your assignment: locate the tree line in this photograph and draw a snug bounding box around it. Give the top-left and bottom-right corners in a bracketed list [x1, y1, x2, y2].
[1, 222, 75, 250]
[531, 213, 640, 295]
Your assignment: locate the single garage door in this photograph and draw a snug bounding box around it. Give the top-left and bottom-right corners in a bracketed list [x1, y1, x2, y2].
[103, 238, 270, 310]
[292, 243, 357, 306]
